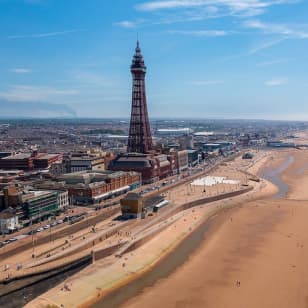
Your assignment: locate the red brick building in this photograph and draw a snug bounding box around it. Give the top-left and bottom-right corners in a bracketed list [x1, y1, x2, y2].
[0, 152, 62, 171]
[58, 170, 141, 205]
[110, 153, 159, 184]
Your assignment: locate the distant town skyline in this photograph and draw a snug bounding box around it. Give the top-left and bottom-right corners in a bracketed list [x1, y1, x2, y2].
[0, 0, 308, 120]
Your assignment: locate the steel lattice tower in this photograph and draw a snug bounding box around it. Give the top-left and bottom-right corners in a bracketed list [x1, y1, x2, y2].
[127, 41, 153, 153]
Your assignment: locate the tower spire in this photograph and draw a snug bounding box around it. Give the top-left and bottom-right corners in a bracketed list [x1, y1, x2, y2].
[127, 41, 153, 153]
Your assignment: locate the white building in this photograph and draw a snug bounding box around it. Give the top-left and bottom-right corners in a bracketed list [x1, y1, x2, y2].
[156, 128, 193, 136]
[69, 156, 105, 173]
[57, 190, 69, 208]
[0, 210, 19, 234]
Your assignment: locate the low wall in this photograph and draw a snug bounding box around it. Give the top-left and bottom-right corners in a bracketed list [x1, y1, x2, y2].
[0, 241, 130, 299]
[0, 255, 91, 298]
[94, 242, 126, 261]
[180, 186, 253, 211]
[118, 219, 176, 256]
[238, 169, 260, 182]
[0, 241, 133, 301]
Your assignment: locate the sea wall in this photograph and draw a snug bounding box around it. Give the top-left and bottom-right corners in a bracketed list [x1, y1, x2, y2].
[0, 255, 92, 298]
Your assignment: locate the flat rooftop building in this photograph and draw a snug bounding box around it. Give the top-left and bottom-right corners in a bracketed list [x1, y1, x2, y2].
[22, 190, 59, 220]
[156, 128, 193, 136]
[0, 152, 62, 171]
[110, 153, 159, 184]
[120, 193, 144, 219]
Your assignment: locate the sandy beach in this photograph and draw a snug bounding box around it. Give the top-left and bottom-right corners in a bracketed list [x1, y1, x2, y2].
[121, 148, 308, 308]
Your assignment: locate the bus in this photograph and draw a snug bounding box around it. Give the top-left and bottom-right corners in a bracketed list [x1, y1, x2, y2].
[153, 200, 169, 213]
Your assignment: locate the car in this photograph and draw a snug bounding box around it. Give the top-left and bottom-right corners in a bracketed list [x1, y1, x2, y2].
[63, 216, 70, 222]
[37, 227, 44, 232]
[8, 238, 17, 242]
[51, 222, 57, 227]
[57, 219, 63, 224]
[28, 230, 37, 235]
[3, 240, 11, 245]
[44, 225, 50, 229]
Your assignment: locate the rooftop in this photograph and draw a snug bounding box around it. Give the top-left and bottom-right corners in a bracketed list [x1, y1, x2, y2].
[59, 170, 139, 185]
[0, 211, 17, 219]
[70, 156, 102, 161]
[0, 170, 24, 175]
[2, 153, 32, 160]
[1, 152, 61, 160]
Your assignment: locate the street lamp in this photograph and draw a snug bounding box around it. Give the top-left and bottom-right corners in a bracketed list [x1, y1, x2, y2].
[48, 215, 54, 243]
[31, 217, 35, 258]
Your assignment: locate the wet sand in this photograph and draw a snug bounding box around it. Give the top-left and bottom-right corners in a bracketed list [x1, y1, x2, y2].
[122, 149, 308, 308]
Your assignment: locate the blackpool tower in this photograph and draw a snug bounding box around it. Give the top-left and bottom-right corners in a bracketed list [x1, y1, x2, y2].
[127, 41, 153, 153]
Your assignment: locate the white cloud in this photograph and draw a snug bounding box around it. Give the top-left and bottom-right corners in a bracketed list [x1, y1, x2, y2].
[243, 20, 308, 54]
[118, 9, 227, 28]
[0, 85, 79, 102]
[249, 37, 287, 54]
[9, 68, 32, 74]
[125, 0, 299, 30]
[137, 0, 262, 11]
[137, 0, 206, 11]
[72, 71, 114, 87]
[115, 21, 138, 28]
[265, 78, 288, 86]
[168, 30, 228, 36]
[244, 19, 308, 38]
[8, 29, 85, 39]
[256, 59, 287, 66]
[136, 0, 295, 17]
[191, 80, 225, 85]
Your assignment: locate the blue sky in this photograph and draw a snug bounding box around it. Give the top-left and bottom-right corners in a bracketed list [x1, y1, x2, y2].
[0, 0, 308, 119]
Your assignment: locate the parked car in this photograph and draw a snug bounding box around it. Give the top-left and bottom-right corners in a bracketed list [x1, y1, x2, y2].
[63, 216, 70, 222]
